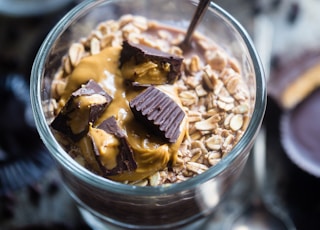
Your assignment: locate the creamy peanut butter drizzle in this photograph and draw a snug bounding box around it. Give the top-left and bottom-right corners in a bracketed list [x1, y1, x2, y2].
[58, 46, 186, 182]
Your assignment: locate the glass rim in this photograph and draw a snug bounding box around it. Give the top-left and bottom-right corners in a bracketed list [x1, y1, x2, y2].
[30, 0, 266, 196]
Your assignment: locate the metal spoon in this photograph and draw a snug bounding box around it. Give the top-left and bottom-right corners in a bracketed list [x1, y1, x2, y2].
[229, 15, 295, 230]
[179, 0, 211, 50]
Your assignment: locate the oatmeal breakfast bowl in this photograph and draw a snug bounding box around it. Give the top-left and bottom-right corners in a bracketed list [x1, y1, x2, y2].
[30, 0, 266, 229]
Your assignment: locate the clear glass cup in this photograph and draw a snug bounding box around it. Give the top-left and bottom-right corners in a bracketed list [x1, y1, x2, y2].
[30, 0, 266, 229]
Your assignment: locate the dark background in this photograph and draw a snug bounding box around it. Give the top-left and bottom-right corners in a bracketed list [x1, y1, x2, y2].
[1, 0, 319, 229]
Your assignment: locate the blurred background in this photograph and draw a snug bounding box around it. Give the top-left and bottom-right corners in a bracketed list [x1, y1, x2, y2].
[1, 0, 320, 229]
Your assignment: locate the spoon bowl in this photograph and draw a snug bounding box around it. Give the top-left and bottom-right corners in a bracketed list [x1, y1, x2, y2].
[179, 0, 210, 51]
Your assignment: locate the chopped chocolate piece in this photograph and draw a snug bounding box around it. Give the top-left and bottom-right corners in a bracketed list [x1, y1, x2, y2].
[51, 80, 112, 141]
[130, 86, 185, 143]
[97, 115, 126, 139]
[91, 116, 137, 176]
[120, 40, 183, 84]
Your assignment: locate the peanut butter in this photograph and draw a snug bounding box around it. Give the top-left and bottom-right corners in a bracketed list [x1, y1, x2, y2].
[56, 46, 186, 182]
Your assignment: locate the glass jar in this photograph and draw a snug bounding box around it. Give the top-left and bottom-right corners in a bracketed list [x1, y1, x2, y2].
[30, 0, 266, 229]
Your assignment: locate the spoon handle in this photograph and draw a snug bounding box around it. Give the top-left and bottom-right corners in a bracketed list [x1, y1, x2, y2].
[181, 0, 211, 46]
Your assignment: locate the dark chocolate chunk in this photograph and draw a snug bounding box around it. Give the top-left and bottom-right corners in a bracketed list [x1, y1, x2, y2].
[97, 115, 126, 139]
[91, 116, 137, 176]
[120, 40, 183, 84]
[51, 80, 112, 141]
[129, 86, 185, 143]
